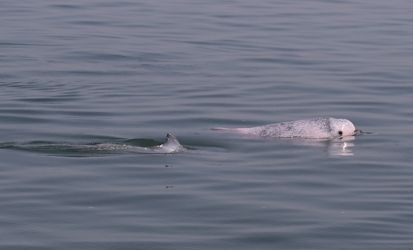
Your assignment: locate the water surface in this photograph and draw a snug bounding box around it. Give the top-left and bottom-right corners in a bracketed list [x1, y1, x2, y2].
[1, 0, 413, 249]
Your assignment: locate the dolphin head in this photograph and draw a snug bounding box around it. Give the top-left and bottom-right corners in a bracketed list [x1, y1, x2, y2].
[329, 118, 357, 138]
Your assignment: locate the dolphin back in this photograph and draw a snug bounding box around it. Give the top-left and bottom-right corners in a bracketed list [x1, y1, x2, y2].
[212, 117, 337, 139]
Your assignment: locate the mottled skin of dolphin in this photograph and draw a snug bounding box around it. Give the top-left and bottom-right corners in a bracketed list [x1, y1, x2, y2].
[213, 117, 357, 139]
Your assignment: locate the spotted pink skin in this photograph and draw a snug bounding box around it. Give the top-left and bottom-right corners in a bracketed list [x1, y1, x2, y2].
[213, 117, 357, 139]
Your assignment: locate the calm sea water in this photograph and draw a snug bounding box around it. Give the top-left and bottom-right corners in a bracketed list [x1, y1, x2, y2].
[1, 0, 413, 249]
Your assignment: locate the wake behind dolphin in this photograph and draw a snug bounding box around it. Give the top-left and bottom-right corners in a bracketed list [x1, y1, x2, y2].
[213, 117, 358, 139]
[90, 133, 184, 153]
[0, 133, 185, 156]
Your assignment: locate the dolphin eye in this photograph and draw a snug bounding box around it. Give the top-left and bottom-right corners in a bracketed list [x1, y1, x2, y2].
[338, 131, 343, 136]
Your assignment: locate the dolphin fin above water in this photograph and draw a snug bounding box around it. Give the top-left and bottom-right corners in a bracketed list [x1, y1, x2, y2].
[0, 133, 185, 156]
[150, 133, 185, 153]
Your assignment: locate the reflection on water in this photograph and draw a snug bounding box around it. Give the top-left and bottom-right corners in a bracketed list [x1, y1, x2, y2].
[279, 136, 356, 157]
[328, 136, 355, 156]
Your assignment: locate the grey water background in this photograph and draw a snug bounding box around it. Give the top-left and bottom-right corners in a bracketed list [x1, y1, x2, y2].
[1, 0, 413, 249]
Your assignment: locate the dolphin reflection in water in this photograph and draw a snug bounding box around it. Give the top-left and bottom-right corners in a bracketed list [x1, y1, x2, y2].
[280, 136, 356, 156]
